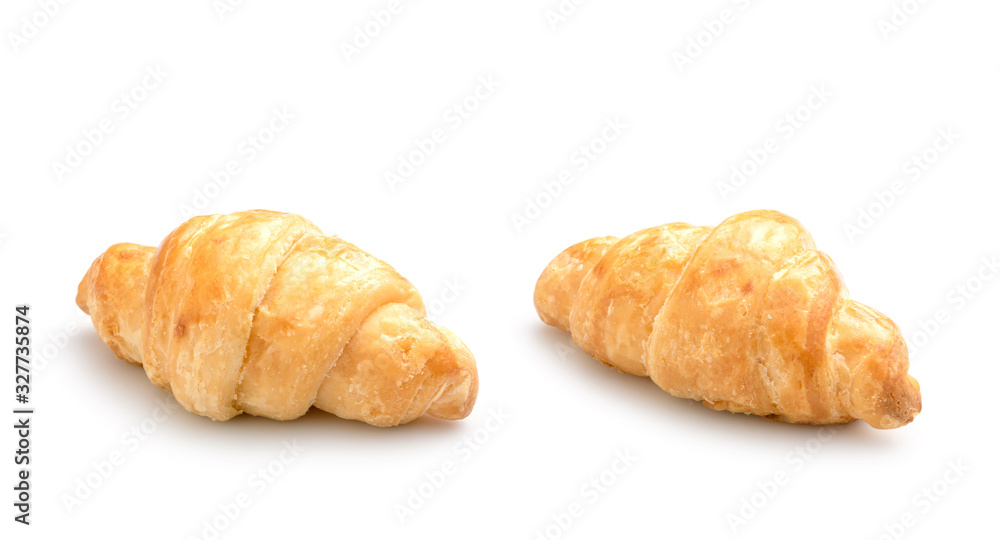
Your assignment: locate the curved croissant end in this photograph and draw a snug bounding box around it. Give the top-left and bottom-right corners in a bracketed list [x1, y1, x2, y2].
[534, 210, 920, 429]
[77, 210, 478, 427]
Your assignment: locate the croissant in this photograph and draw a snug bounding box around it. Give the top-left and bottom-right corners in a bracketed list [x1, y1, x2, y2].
[76, 210, 478, 427]
[534, 210, 920, 429]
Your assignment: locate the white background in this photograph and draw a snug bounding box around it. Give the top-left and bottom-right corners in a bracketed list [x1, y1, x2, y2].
[2, 1, 998, 539]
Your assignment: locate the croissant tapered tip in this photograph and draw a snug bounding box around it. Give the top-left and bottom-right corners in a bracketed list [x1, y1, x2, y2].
[76, 254, 102, 315]
[426, 328, 479, 421]
[534, 236, 618, 331]
[76, 270, 92, 315]
[430, 365, 479, 421]
[873, 373, 921, 429]
[837, 305, 922, 429]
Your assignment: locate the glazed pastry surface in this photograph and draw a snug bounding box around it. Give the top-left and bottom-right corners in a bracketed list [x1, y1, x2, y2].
[77, 210, 478, 426]
[534, 210, 920, 429]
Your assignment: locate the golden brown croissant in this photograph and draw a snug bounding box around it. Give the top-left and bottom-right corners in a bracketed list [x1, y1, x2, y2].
[534, 210, 920, 429]
[76, 210, 478, 427]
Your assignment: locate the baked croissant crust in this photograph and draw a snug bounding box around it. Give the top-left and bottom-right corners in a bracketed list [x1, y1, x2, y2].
[77, 210, 478, 427]
[534, 210, 920, 429]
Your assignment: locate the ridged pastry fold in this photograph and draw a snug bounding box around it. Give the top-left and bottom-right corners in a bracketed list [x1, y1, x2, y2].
[77, 210, 478, 426]
[534, 210, 920, 429]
